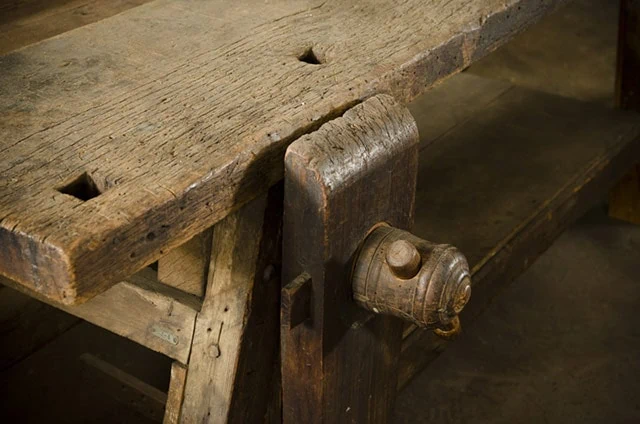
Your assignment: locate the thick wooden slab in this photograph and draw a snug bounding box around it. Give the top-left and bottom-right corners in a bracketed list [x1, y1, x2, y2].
[0, 0, 564, 303]
[398, 74, 640, 387]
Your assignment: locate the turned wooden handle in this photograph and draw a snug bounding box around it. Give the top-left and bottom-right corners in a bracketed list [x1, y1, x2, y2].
[352, 225, 471, 332]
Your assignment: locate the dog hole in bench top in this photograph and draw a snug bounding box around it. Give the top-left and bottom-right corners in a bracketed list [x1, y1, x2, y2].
[57, 172, 102, 201]
[298, 47, 323, 65]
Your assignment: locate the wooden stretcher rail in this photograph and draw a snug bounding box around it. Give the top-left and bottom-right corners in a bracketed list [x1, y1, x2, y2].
[0, 268, 200, 363]
[0, 0, 566, 304]
[398, 73, 640, 388]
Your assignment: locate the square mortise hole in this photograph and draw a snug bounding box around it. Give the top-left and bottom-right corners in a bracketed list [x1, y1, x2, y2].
[298, 47, 323, 65]
[57, 172, 102, 201]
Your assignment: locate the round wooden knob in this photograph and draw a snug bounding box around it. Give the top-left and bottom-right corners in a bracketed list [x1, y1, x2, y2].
[352, 226, 471, 331]
[385, 239, 421, 279]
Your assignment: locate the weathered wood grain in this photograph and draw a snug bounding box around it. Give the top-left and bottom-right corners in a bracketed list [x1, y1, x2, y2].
[0, 268, 199, 363]
[397, 74, 640, 388]
[282, 95, 418, 423]
[0, 0, 565, 303]
[0, 0, 139, 372]
[157, 229, 212, 297]
[179, 195, 266, 423]
[351, 226, 471, 331]
[163, 362, 188, 424]
[227, 183, 284, 424]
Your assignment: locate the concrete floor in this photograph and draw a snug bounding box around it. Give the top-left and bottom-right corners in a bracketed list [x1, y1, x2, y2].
[470, 0, 619, 105]
[396, 208, 640, 423]
[396, 0, 640, 422]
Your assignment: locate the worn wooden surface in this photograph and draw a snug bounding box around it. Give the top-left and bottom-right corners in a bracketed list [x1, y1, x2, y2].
[0, 0, 564, 303]
[227, 184, 284, 424]
[351, 226, 471, 330]
[282, 95, 418, 423]
[157, 229, 212, 297]
[398, 73, 640, 387]
[0, 0, 152, 55]
[0, 269, 199, 363]
[0, 0, 107, 370]
[180, 195, 267, 423]
[163, 362, 188, 424]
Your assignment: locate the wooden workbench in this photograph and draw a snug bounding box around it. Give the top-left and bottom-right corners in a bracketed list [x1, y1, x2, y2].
[0, 0, 563, 304]
[1, 0, 639, 422]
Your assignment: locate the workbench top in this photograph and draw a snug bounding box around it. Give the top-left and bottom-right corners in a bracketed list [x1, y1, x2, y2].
[0, 0, 562, 304]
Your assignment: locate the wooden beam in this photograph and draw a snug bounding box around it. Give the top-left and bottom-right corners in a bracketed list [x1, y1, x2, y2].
[227, 183, 284, 424]
[180, 195, 268, 423]
[0, 269, 199, 363]
[164, 362, 188, 424]
[397, 74, 640, 387]
[158, 229, 213, 297]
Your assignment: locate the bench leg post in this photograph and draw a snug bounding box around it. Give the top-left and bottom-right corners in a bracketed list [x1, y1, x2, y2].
[163, 362, 188, 424]
[162, 186, 283, 424]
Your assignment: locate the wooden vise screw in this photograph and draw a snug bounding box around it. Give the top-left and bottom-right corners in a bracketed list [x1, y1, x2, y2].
[282, 95, 470, 423]
[352, 225, 471, 335]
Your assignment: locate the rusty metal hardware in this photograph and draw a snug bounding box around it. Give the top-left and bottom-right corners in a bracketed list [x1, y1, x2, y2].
[352, 225, 471, 333]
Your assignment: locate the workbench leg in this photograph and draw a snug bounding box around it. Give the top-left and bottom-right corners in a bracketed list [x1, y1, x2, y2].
[610, 0, 640, 224]
[162, 186, 283, 424]
[164, 362, 188, 424]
